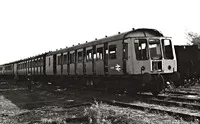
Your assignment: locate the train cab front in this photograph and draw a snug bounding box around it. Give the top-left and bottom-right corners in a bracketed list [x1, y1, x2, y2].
[125, 36, 179, 95]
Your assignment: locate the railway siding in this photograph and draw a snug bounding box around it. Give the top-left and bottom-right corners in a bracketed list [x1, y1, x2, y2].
[97, 99, 200, 122]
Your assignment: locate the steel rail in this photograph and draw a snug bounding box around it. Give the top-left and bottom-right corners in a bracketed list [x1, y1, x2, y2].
[140, 98, 200, 110]
[97, 99, 200, 122]
[137, 93, 200, 103]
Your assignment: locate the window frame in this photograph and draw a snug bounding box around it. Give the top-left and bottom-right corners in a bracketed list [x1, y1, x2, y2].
[109, 45, 117, 60]
[69, 52, 75, 64]
[48, 57, 51, 67]
[134, 39, 149, 60]
[96, 47, 104, 60]
[149, 39, 162, 60]
[161, 39, 174, 59]
[86, 49, 93, 62]
[63, 54, 68, 64]
[57, 55, 62, 65]
[77, 51, 83, 63]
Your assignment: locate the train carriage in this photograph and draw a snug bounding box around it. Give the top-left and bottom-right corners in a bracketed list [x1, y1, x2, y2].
[0, 28, 179, 95]
[175, 45, 200, 85]
[43, 28, 179, 95]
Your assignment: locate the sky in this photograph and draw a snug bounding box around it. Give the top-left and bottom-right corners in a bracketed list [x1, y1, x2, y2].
[0, 0, 200, 65]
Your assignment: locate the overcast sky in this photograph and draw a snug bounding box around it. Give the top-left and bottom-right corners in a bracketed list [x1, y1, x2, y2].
[0, 0, 200, 64]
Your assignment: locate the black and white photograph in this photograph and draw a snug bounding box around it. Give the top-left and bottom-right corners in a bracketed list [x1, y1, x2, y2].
[0, 0, 200, 123]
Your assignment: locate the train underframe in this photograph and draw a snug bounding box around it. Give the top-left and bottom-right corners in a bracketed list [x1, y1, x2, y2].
[0, 72, 179, 96]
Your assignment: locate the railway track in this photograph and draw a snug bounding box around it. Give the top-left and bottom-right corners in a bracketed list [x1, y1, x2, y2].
[139, 98, 200, 110]
[97, 99, 200, 122]
[165, 90, 199, 95]
[2, 81, 200, 122]
[35, 84, 200, 114]
[137, 93, 200, 103]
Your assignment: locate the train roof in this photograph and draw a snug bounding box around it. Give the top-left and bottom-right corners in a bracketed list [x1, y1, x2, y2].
[1, 53, 48, 66]
[0, 28, 164, 65]
[46, 28, 164, 56]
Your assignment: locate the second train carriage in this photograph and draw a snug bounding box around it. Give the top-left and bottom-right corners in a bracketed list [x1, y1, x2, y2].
[175, 45, 200, 85]
[0, 28, 179, 95]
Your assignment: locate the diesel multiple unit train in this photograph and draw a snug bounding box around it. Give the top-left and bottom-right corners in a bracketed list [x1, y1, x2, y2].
[0, 28, 179, 95]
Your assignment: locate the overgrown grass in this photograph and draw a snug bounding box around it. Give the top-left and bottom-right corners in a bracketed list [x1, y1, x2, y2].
[83, 101, 199, 124]
[84, 101, 141, 124]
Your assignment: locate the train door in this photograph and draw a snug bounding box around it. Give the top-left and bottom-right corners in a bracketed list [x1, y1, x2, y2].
[108, 40, 124, 75]
[32, 59, 35, 75]
[69, 51, 75, 75]
[95, 44, 104, 75]
[25, 61, 27, 75]
[83, 48, 86, 74]
[67, 52, 70, 75]
[29, 60, 32, 75]
[40, 57, 43, 75]
[124, 38, 134, 74]
[42, 56, 45, 75]
[13, 63, 18, 78]
[53, 55, 57, 75]
[62, 52, 68, 75]
[35, 58, 38, 75]
[76, 49, 83, 75]
[45, 55, 54, 75]
[61, 53, 63, 75]
[37, 58, 40, 75]
[86, 47, 93, 75]
[56, 54, 62, 75]
[104, 43, 108, 74]
[75, 50, 77, 75]
[93, 46, 96, 75]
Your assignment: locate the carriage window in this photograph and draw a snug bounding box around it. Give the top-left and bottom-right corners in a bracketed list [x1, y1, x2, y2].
[70, 53, 75, 64]
[24, 63, 25, 69]
[124, 43, 128, 60]
[109, 45, 117, 59]
[97, 47, 103, 60]
[86, 49, 92, 61]
[40, 58, 43, 66]
[162, 39, 174, 59]
[78, 51, 83, 63]
[5, 65, 12, 70]
[35, 60, 37, 67]
[29, 61, 31, 68]
[49, 58, 51, 66]
[33, 60, 35, 67]
[63, 54, 68, 64]
[38, 59, 40, 66]
[93, 49, 96, 60]
[57, 56, 62, 65]
[149, 39, 162, 60]
[134, 39, 149, 60]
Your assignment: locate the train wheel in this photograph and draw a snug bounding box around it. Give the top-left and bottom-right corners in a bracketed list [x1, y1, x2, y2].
[151, 75, 164, 96]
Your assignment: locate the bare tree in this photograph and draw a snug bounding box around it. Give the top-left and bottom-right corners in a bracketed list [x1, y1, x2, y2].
[186, 31, 200, 45]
